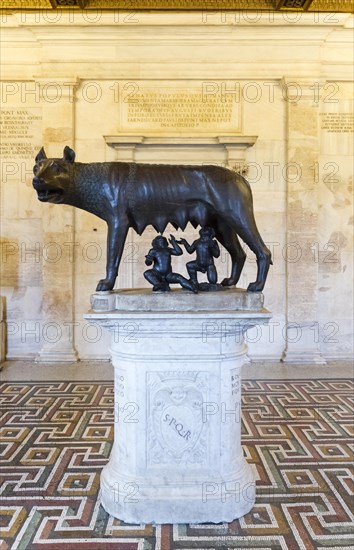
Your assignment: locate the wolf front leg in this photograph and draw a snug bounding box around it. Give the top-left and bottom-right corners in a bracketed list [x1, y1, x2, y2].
[96, 220, 129, 292]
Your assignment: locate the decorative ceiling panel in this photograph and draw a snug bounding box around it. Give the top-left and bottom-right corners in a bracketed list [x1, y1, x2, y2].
[275, 0, 311, 8]
[50, 0, 88, 7]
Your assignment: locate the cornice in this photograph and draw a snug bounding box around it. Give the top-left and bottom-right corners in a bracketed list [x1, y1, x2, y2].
[1, 0, 353, 12]
[1, 11, 352, 29]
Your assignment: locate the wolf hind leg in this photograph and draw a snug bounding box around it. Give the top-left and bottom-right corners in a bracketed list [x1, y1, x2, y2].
[214, 220, 246, 287]
[236, 224, 272, 292]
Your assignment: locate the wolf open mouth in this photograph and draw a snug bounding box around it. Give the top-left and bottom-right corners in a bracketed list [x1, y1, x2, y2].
[36, 189, 64, 202]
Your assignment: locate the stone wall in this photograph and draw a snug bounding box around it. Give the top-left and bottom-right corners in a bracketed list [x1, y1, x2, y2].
[0, 11, 353, 362]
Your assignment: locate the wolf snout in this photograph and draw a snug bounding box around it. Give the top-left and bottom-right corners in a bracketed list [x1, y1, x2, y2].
[33, 177, 44, 189]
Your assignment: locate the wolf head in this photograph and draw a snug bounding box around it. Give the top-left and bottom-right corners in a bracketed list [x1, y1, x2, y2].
[32, 146, 76, 204]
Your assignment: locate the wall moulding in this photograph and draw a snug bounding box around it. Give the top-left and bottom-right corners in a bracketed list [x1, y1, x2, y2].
[104, 135, 258, 172]
[2, 12, 351, 31]
[104, 136, 258, 146]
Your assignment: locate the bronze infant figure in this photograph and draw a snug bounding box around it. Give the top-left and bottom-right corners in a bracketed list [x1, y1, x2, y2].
[32, 146, 272, 292]
[177, 226, 220, 287]
[144, 234, 197, 293]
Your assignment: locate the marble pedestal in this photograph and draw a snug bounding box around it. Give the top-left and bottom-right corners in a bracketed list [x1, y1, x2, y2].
[0, 297, 5, 366]
[85, 288, 271, 524]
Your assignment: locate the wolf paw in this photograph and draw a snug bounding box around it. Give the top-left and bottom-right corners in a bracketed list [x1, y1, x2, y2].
[96, 278, 115, 292]
[247, 281, 264, 292]
[221, 277, 236, 287]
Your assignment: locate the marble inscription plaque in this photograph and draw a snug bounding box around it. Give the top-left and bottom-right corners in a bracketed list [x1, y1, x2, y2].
[115, 368, 130, 465]
[320, 113, 354, 133]
[230, 369, 241, 396]
[119, 81, 242, 135]
[0, 107, 42, 159]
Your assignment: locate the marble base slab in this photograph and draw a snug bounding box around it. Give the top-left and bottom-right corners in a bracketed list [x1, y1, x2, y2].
[35, 347, 79, 363]
[85, 288, 271, 524]
[90, 287, 264, 313]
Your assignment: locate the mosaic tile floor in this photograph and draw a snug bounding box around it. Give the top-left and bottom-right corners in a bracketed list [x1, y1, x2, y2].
[0, 378, 353, 549]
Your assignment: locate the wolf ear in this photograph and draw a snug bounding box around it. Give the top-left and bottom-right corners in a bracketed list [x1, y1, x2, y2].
[35, 147, 47, 162]
[63, 146, 76, 163]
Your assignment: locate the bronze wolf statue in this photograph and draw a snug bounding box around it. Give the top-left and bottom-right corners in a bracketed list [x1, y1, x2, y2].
[33, 146, 272, 292]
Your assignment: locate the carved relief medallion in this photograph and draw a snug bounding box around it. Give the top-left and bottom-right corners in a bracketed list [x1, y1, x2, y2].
[147, 371, 208, 466]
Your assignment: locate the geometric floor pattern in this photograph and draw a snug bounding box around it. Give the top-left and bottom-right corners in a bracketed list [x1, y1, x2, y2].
[0, 379, 353, 549]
